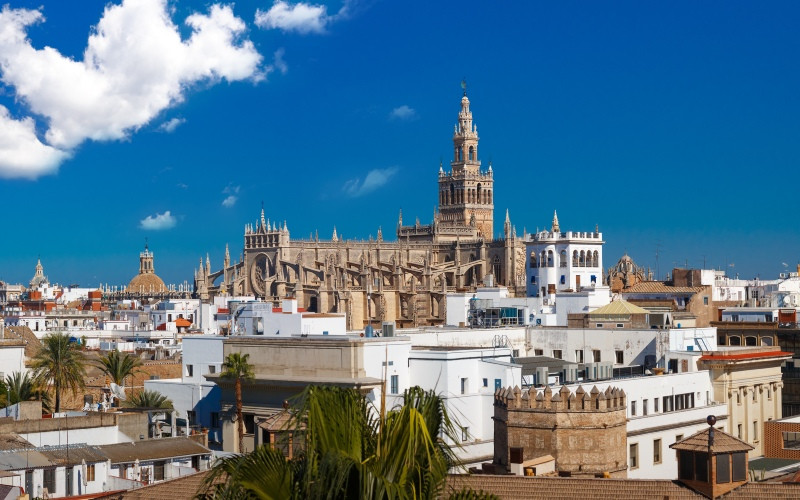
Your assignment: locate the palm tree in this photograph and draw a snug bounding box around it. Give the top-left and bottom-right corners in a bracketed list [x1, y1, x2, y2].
[95, 350, 143, 387]
[5, 371, 52, 412]
[30, 332, 86, 413]
[124, 389, 173, 409]
[220, 352, 254, 454]
[198, 385, 488, 500]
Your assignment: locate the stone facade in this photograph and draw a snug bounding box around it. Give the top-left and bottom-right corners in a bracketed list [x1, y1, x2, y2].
[195, 92, 526, 330]
[493, 385, 628, 477]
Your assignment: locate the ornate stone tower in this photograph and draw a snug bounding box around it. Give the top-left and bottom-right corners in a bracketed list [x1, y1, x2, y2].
[438, 89, 494, 239]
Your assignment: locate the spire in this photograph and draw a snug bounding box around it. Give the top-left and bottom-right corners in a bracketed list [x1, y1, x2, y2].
[332, 226, 338, 242]
[552, 210, 560, 233]
[377, 226, 383, 241]
[260, 207, 266, 230]
[206, 253, 211, 274]
[398, 209, 403, 227]
[224, 244, 230, 268]
[439, 160, 444, 175]
[504, 209, 511, 237]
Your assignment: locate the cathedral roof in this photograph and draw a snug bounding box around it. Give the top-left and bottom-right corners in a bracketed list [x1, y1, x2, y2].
[128, 273, 166, 294]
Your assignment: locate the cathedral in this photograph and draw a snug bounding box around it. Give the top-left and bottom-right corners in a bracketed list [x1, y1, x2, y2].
[195, 90, 526, 330]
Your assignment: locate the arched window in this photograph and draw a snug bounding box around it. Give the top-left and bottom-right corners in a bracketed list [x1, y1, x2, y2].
[450, 184, 454, 205]
[530, 253, 537, 268]
[572, 250, 578, 266]
[541, 251, 546, 267]
[560, 250, 567, 268]
[592, 251, 599, 267]
[459, 146, 464, 162]
[487, 190, 492, 204]
[468, 146, 474, 161]
[477, 184, 482, 204]
[547, 250, 554, 267]
[579, 250, 586, 267]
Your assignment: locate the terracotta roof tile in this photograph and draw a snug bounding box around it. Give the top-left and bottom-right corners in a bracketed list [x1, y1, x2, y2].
[623, 282, 707, 294]
[670, 427, 753, 454]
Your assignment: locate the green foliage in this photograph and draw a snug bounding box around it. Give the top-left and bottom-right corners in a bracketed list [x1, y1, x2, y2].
[5, 371, 52, 412]
[95, 350, 143, 386]
[198, 385, 474, 500]
[125, 389, 173, 409]
[30, 332, 86, 412]
[220, 352, 255, 382]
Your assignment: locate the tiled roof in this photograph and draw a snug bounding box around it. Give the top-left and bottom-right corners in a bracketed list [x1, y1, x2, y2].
[4, 325, 42, 357]
[0, 434, 33, 451]
[699, 350, 793, 362]
[623, 282, 706, 294]
[94, 470, 212, 499]
[97, 437, 210, 464]
[445, 474, 800, 499]
[445, 475, 702, 499]
[670, 427, 753, 454]
[588, 300, 649, 316]
[39, 445, 108, 466]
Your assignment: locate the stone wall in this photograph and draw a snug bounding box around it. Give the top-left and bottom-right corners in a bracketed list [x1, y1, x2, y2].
[494, 385, 628, 478]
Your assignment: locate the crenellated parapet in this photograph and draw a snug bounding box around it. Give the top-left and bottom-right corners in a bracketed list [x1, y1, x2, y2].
[495, 384, 626, 412]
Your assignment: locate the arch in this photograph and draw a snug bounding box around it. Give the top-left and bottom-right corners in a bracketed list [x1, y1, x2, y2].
[468, 145, 474, 161]
[745, 336, 758, 346]
[579, 250, 586, 267]
[729, 336, 741, 346]
[493, 255, 502, 279]
[477, 184, 482, 204]
[572, 250, 578, 267]
[560, 250, 567, 268]
[458, 146, 464, 162]
[547, 250, 554, 267]
[530, 252, 537, 268]
[541, 251, 546, 267]
[487, 190, 492, 204]
[592, 250, 599, 267]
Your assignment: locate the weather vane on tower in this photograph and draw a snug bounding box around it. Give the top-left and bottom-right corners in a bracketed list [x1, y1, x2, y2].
[461, 78, 467, 96]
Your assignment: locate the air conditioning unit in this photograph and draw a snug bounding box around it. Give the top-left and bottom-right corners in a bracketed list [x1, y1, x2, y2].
[534, 367, 549, 387]
[382, 321, 396, 337]
[563, 366, 578, 383]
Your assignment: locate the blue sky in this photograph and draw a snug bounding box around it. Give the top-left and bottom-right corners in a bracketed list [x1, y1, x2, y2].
[1, 0, 799, 287]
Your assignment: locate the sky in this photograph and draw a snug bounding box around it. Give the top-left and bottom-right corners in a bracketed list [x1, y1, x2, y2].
[1, 0, 799, 287]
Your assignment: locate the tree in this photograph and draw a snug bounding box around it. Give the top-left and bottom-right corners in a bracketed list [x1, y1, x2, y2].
[198, 385, 493, 500]
[124, 389, 173, 409]
[95, 350, 143, 386]
[220, 352, 254, 454]
[5, 371, 52, 412]
[30, 332, 86, 413]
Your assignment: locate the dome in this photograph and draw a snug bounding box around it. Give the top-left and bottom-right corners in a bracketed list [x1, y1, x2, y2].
[127, 273, 166, 294]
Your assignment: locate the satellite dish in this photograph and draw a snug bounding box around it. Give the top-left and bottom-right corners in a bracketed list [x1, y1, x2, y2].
[110, 383, 127, 401]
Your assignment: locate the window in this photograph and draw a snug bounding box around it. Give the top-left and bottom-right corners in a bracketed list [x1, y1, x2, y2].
[675, 434, 683, 444]
[534, 349, 543, 356]
[703, 296, 709, 305]
[460, 378, 468, 395]
[753, 421, 759, 441]
[630, 443, 638, 469]
[208, 365, 216, 374]
[737, 424, 742, 439]
[631, 400, 637, 416]
[187, 365, 194, 377]
[244, 414, 255, 434]
[43, 468, 56, 494]
[643, 399, 648, 416]
[390, 375, 399, 395]
[654, 398, 659, 412]
[592, 350, 601, 362]
[575, 350, 584, 363]
[596, 323, 603, 328]
[615, 350, 623, 364]
[717, 453, 730, 484]
[663, 395, 673, 412]
[211, 412, 220, 428]
[553, 350, 562, 360]
[462, 426, 469, 442]
[495, 379, 502, 390]
[187, 410, 197, 426]
[616, 323, 624, 328]
[482, 378, 488, 388]
[560, 275, 566, 285]
[87, 464, 96, 482]
[154, 461, 166, 481]
[653, 439, 662, 464]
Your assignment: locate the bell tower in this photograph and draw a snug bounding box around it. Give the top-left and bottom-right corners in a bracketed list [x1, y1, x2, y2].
[438, 85, 494, 238]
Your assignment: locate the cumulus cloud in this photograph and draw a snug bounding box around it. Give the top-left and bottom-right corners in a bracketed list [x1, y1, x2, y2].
[389, 105, 416, 121]
[0, 0, 264, 179]
[255, 0, 353, 34]
[222, 184, 240, 207]
[342, 167, 398, 197]
[139, 210, 177, 230]
[0, 105, 70, 179]
[158, 117, 186, 133]
[273, 48, 288, 75]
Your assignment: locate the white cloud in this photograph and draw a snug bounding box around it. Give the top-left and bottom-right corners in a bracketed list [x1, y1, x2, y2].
[389, 105, 416, 121]
[222, 184, 240, 207]
[0, 0, 264, 179]
[139, 210, 177, 230]
[342, 167, 398, 197]
[158, 117, 185, 133]
[255, 1, 328, 34]
[0, 105, 69, 179]
[273, 48, 288, 75]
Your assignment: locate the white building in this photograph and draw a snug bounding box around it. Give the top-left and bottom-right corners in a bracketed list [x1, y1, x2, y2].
[232, 297, 346, 337]
[525, 211, 604, 298]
